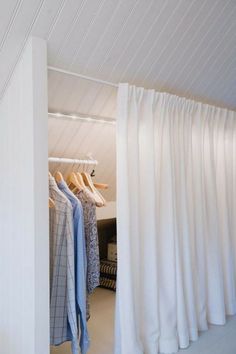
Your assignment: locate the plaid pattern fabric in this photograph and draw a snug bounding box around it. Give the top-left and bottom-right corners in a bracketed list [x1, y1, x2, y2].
[58, 181, 89, 354]
[49, 177, 78, 353]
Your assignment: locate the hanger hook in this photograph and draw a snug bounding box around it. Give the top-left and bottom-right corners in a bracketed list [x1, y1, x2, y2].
[90, 160, 96, 177]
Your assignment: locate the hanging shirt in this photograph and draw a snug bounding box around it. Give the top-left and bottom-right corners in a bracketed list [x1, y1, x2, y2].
[76, 189, 100, 294]
[58, 180, 90, 354]
[49, 176, 78, 354]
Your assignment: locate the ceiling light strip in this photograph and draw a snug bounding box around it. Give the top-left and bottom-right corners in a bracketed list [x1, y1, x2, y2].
[48, 111, 116, 125]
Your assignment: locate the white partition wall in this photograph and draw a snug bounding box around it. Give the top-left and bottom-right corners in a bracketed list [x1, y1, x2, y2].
[0, 37, 49, 354]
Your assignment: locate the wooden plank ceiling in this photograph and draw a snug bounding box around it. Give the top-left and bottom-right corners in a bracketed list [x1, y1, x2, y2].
[1, 0, 236, 109]
[1, 0, 236, 201]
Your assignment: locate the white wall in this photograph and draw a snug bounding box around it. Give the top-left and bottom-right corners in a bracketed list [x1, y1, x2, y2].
[0, 37, 49, 354]
[96, 201, 116, 220]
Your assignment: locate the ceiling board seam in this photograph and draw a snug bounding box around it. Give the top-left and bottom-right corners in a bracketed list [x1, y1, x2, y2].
[189, 51, 236, 103]
[102, 0, 155, 82]
[96, 88, 117, 117]
[133, 0, 198, 85]
[152, 0, 222, 90]
[67, 71, 109, 113]
[208, 63, 236, 100]
[0, 0, 23, 52]
[140, 0, 206, 85]
[46, 0, 68, 41]
[86, 86, 115, 117]
[161, 0, 227, 92]
[118, 0, 175, 82]
[180, 0, 235, 96]
[198, 39, 236, 97]
[52, 0, 87, 65]
[68, 0, 107, 71]
[0, 0, 46, 100]
[93, 0, 140, 76]
[81, 1, 127, 75]
[183, 9, 236, 96]
[73, 124, 96, 157]
[67, 122, 85, 160]
[58, 122, 90, 159]
[50, 120, 72, 157]
[73, 82, 97, 115]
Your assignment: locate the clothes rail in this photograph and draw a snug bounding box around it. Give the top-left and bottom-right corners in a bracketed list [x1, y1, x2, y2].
[48, 112, 116, 125]
[48, 66, 118, 88]
[48, 157, 98, 165]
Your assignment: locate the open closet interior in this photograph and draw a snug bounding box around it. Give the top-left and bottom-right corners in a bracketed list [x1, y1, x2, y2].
[1, 2, 236, 354]
[48, 68, 117, 354]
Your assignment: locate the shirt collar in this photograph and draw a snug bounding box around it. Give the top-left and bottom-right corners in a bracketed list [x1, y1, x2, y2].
[49, 175, 58, 189]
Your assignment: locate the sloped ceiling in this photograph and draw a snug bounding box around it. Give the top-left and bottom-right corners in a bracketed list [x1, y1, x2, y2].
[0, 0, 236, 109]
[48, 69, 117, 119]
[1, 0, 236, 202]
[48, 115, 116, 202]
[48, 71, 117, 202]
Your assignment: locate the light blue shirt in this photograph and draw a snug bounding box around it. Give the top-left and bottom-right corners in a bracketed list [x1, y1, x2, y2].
[58, 181, 90, 354]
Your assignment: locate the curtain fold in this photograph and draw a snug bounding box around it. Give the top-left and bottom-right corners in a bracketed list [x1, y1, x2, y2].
[115, 84, 236, 354]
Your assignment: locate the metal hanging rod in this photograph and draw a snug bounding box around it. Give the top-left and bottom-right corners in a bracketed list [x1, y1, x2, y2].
[48, 157, 98, 165]
[48, 111, 116, 125]
[48, 66, 118, 88]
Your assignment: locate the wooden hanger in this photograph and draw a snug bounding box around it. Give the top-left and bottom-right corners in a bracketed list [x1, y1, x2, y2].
[81, 172, 106, 206]
[49, 197, 55, 208]
[76, 172, 87, 189]
[81, 172, 96, 193]
[95, 188, 106, 206]
[67, 172, 83, 193]
[54, 171, 64, 183]
[93, 182, 108, 190]
[75, 171, 103, 206]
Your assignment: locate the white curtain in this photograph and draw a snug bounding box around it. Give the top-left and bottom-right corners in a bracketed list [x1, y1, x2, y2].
[115, 83, 236, 354]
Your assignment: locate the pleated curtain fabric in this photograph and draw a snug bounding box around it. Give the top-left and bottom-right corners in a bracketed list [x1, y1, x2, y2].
[115, 83, 236, 354]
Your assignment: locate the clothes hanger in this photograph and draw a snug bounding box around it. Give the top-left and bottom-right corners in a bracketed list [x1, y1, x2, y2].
[67, 172, 83, 193]
[54, 171, 64, 183]
[48, 172, 55, 208]
[94, 187, 106, 206]
[75, 162, 101, 205]
[79, 161, 104, 206]
[49, 197, 55, 208]
[84, 161, 107, 204]
[93, 183, 108, 190]
[75, 171, 105, 206]
[81, 172, 106, 206]
[88, 162, 108, 190]
[76, 172, 87, 189]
